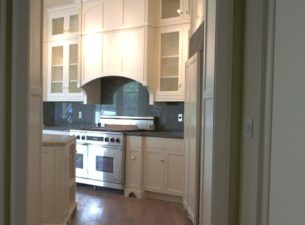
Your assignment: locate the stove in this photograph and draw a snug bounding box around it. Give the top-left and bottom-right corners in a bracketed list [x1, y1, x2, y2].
[70, 116, 155, 190]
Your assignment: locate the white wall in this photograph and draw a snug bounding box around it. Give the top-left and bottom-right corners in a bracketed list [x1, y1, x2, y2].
[0, 5, 6, 225]
[268, 1, 305, 224]
[239, 0, 264, 224]
[0, 1, 8, 224]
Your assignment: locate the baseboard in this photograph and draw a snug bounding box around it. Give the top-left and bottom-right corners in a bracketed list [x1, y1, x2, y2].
[124, 188, 145, 199]
[143, 191, 183, 204]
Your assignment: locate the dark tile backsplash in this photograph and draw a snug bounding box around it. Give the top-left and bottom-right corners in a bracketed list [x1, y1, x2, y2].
[43, 81, 184, 131]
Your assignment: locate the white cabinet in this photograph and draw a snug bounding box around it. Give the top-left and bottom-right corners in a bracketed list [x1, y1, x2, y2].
[41, 135, 76, 225]
[184, 53, 200, 225]
[44, 5, 85, 102]
[122, 28, 146, 83]
[82, 0, 103, 34]
[190, 0, 205, 34]
[103, 0, 123, 30]
[103, 31, 123, 74]
[124, 0, 146, 27]
[143, 137, 184, 196]
[48, 6, 80, 41]
[82, 27, 157, 86]
[82, 33, 103, 84]
[155, 24, 189, 101]
[158, 0, 190, 25]
[124, 136, 144, 198]
[46, 39, 85, 101]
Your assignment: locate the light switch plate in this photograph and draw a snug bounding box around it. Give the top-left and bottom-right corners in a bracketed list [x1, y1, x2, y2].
[178, 114, 183, 122]
[243, 118, 253, 138]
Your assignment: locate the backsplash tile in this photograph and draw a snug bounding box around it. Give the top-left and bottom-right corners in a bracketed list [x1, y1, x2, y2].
[43, 81, 184, 131]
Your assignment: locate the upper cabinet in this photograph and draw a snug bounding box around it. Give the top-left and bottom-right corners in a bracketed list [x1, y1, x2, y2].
[47, 39, 84, 101]
[158, 0, 190, 25]
[155, 24, 189, 102]
[190, 0, 205, 34]
[44, 4, 85, 102]
[81, 27, 158, 86]
[48, 6, 80, 41]
[82, 0, 156, 34]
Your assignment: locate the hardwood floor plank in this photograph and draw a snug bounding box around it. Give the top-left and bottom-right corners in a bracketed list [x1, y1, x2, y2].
[70, 185, 193, 225]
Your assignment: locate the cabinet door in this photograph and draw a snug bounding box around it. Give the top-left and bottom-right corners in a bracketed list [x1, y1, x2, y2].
[67, 42, 82, 95]
[122, 28, 145, 83]
[49, 43, 65, 97]
[49, 9, 79, 40]
[103, 0, 123, 30]
[124, 0, 145, 27]
[41, 149, 56, 222]
[159, 0, 190, 24]
[125, 150, 142, 189]
[155, 25, 189, 101]
[82, 33, 103, 84]
[102, 31, 123, 73]
[144, 149, 164, 193]
[164, 149, 184, 196]
[82, 0, 103, 34]
[190, 0, 205, 34]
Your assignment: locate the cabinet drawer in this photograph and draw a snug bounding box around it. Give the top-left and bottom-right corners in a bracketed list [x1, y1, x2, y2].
[144, 137, 184, 152]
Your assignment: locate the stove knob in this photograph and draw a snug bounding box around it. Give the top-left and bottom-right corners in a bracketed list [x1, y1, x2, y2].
[105, 137, 109, 142]
[76, 135, 80, 140]
[81, 136, 85, 140]
[116, 138, 121, 143]
[110, 138, 115, 143]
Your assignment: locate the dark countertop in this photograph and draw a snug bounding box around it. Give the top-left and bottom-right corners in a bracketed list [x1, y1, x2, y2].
[125, 130, 183, 139]
[43, 126, 183, 139]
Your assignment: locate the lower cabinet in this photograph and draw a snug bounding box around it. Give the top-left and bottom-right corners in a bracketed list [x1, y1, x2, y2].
[143, 137, 184, 196]
[125, 136, 184, 200]
[41, 137, 76, 225]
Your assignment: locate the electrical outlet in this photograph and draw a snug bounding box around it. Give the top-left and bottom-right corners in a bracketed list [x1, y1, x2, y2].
[78, 111, 82, 119]
[243, 118, 253, 138]
[178, 114, 183, 122]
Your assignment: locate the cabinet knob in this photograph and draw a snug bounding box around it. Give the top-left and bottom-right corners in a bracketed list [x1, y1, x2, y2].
[177, 9, 183, 15]
[161, 159, 165, 162]
[131, 156, 136, 160]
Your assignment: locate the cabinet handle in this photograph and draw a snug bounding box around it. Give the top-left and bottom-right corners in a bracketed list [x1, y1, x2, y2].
[177, 9, 183, 15]
[161, 159, 165, 162]
[131, 156, 136, 160]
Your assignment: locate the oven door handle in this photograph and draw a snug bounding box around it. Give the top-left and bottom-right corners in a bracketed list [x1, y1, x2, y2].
[88, 144, 123, 150]
[81, 143, 89, 146]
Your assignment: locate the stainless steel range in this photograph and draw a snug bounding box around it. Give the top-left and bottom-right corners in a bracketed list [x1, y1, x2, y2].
[70, 116, 155, 190]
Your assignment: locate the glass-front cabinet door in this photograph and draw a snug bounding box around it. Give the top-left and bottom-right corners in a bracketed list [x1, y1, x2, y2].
[155, 24, 189, 102]
[160, 31, 180, 92]
[48, 39, 83, 101]
[50, 45, 64, 94]
[68, 43, 82, 94]
[49, 10, 79, 39]
[159, 0, 190, 24]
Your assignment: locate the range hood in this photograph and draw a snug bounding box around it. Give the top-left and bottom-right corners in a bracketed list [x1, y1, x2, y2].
[82, 76, 154, 105]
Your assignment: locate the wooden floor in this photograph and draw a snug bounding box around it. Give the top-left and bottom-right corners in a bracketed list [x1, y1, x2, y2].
[70, 185, 193, 225]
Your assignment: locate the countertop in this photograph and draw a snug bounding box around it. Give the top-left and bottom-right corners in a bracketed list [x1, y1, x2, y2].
[125, 130, 183, 139]
[43, 134, 76, 147]
[43, 126, 184, 139]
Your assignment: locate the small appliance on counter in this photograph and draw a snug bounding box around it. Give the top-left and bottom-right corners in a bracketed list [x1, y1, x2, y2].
[70, 116, 156, 190]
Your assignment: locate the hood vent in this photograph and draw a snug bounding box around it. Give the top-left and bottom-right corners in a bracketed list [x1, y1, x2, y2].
[82, 76, 151, 105]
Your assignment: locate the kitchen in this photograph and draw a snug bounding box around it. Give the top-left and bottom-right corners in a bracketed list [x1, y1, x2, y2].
[42, 0, 204, 225]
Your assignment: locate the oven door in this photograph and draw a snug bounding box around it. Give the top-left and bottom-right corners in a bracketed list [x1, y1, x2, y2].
[87, 144, 123, 184]
[75, 143, 88, 178]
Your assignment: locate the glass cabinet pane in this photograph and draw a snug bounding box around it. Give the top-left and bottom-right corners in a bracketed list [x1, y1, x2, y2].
[161, 0, 180, 19]
[51, 46, 64, 93]
[69, 44, 81, 93]
[161, 32, 179, 56]
[160, 31, 180, 92]
[69, 15, 79, 32]
[52, 17, 64, 35]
